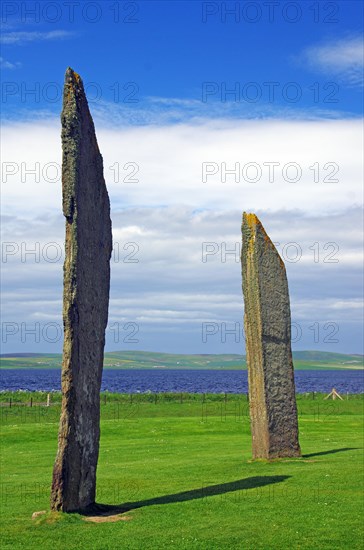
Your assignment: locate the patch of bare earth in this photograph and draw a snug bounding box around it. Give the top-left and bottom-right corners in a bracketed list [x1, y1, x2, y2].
[83, 514, 133, 523]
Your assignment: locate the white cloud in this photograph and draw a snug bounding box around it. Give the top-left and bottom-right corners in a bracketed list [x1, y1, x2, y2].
[1, 93, 357, 127]
[0, 115, 362, 354]
[0, 30, 75, 45]
[1, 206, 363, 354]
[0, 57, 21, 70]
[1, 118, 362, 217]
[301, 36, 364, 87]
[90, 97, 353, 127]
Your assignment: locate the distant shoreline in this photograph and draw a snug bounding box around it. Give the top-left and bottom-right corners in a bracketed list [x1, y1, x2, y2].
[0, 365, 363, 371]
[0, 350, 363, 371]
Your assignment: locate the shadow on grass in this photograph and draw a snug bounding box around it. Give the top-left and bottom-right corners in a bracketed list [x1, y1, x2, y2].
[303, 447, 360, 458]
[86, 475, 290, 516]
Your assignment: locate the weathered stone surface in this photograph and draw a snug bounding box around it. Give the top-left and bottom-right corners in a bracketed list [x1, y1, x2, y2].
[241, 213, 300, 460]
[50, 68, 112, 512]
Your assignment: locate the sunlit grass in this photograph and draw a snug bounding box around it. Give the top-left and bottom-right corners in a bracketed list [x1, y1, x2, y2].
[0, 394, 363, 549]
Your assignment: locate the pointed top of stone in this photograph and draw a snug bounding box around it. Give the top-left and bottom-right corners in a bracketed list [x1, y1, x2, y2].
[242, 211, 271, 241]
[62, 67, 92, 121]
[64, 66, 83, 87]
[242, 212, 285, 270]
[61, 68, 100, 219]
[242, 211, 257, 225]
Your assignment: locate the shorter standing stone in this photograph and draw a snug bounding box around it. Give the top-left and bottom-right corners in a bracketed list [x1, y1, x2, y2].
[241, 212, 301, 459]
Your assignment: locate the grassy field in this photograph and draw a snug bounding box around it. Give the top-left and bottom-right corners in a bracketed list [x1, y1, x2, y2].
[0, 393, 363, 549]
[0, 350, 363, 370]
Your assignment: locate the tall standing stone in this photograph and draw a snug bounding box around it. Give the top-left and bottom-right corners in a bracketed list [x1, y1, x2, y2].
[241, 213, 300, 459]
[50, 68, 112, 512]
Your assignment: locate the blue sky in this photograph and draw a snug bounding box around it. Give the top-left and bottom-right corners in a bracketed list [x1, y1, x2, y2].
[1, 1, 363, 355]
[2, 1, 363, 117]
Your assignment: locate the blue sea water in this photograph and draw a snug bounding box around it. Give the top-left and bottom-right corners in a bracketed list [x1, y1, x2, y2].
[0, 369, 363, 394]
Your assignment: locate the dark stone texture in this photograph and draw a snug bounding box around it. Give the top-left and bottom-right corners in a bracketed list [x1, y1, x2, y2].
[50, 68, 112, 512]
[241, 213, 300, 460]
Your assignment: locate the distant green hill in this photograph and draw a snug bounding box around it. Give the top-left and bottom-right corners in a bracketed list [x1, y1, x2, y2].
[0, 350, 362, 370]
[292, 350, 363, 363]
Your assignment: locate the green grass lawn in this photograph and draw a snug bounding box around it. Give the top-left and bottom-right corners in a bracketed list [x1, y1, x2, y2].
[0, 394, 363, 549]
